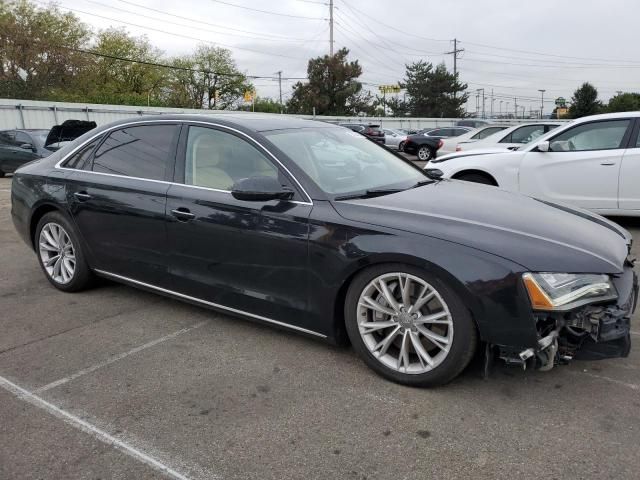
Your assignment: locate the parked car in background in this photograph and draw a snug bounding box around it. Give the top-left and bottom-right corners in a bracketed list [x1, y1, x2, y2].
[403, 134, 444, 160]
[455, 122, 561, 152]
[44, 120, 97, 151]
[0, 129, 51, 177]
[456, 119, 490, 128]
[383, 128, 408, 151]
[426, 112, 640, 216]
[419, 127, 472, 139]
[439, 125, 510, 154]
[0, 120, 97, 177]
[12, 114, 636, 387]
[339, 123, 385, 143]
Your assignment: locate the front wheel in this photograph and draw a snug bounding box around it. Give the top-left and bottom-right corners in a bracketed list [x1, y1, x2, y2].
[0, 170, 5, 178]
[417, 146, 433, 161]
[398, 141, 405, 152]
[345, 264, 477, 387]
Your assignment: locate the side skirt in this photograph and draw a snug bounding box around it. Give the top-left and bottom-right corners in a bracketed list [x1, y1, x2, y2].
[93, 269, 327, 340]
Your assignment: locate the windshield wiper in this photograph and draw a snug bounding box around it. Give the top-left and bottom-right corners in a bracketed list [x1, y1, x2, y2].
[334, 180, 433, 201]
[334, 188, 404, 201]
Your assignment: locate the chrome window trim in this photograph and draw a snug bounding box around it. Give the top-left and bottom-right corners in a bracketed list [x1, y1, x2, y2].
[54, 119, 314, 206]
[94, 269, 327, 339]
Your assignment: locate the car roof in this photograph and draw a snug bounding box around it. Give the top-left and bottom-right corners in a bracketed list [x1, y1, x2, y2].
[100, 113, 336, 133]
[569, 111, 640, 122]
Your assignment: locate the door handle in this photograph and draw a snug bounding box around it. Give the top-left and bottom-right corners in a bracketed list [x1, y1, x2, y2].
[171, 208, 195, 221]
[600, 162, 616, 166]
[73, 191, 92, 202]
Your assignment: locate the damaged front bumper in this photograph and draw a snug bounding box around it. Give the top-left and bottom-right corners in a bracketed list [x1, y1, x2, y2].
[499, 265, 638, 371]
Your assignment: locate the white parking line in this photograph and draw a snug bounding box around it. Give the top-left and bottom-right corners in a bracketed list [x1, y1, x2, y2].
[35, 320, 208, 393]
[0, 375, 195, 480]
[573, 370, 640, 392]
[631, 331, 640, 336]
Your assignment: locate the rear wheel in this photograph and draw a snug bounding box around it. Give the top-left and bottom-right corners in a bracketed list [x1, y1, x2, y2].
[345, 264, 477, 387]
[36, 211, 94, 292]
[417, 146, 433, 161]
[455, 172, 497, 186]
[398, 141, 405, 152]
[0, 170, 5, 178]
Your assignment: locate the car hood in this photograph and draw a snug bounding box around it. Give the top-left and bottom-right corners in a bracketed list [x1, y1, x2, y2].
[332, 180, 630, 273]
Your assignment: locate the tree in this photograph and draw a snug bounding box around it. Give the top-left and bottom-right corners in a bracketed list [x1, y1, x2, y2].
[0, 0, 91, 99]
[287, 48, 370, 115]
[385, 96, 409, 117]
[166, 45, 251, 110]
[249, 97, 282, 113]
[607, 92, 640, 113]
[401, 61, 467, 117]
[568, 82, 602, 118]
[66, 28, 167, 106]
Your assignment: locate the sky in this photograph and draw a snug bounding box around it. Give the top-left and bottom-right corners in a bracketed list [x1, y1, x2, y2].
[45, 0, 640, 115]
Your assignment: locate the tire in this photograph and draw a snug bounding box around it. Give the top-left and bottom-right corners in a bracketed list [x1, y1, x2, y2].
[398, 141, 405, 152]
[35, 211, 94, 292]
[344, 263, 477, 387]
[0, 170, 5, 178]
[417, 146, 433, 161]
[455, 173, 497, 186]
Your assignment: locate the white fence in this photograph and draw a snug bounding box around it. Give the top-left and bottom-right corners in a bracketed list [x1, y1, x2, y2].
[0, 98, 559, 131]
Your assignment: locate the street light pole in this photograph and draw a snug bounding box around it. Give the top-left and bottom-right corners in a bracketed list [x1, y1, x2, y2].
[538, 89, 546, 119]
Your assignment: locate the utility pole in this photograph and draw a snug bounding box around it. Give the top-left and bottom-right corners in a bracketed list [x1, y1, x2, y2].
[476, 88, 485, 119]
[538, 89, 546, 118]
[277, 71, 283, 114]
[514, 97, 518, 118]
[499, 100, 503, 117]
[490, 89, 494, 118]
[329, 0, 334, 56]
[446, 38, 464, 99]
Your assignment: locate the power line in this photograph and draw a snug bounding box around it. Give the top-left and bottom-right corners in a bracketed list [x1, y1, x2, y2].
[41, 2, 307, 60]
[208, 0, 326, 20]
[110, 0, 325, 41]
[79, 0, 327, 44]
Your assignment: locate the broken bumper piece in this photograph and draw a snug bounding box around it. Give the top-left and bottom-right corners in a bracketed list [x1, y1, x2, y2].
[503, 266, 637, 370]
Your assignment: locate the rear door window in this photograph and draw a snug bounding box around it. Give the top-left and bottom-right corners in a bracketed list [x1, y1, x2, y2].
[63, 138, 102, 170]
[92, 125, 178, 181]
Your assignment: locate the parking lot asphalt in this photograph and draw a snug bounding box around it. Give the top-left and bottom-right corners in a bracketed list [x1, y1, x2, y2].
[1, 174, 640, 480]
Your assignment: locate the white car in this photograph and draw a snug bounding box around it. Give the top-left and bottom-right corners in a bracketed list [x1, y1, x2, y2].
[455, 122, 561, 152]
[425, 112, 640, 216]
[383, 128, 408, 151]
[439, 125, 510, 154]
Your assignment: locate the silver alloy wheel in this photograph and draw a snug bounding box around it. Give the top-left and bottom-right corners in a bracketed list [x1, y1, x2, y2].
[38, 222, 76, 284]
[356, 272, 454, 374]
[417, 147, 431, 160]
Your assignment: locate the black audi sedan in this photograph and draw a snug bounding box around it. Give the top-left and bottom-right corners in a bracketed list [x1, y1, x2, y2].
[10, 114, 637, 387]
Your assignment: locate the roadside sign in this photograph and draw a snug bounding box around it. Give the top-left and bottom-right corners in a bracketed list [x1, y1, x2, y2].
[555, 97, 566, 107]
[243, 90, 254, 102]
[556, 107, 568, 118]
[379, 84, 401, 94]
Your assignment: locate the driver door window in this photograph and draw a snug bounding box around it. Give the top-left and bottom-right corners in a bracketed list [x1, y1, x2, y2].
[549, 120, 630, 152]
[185, 126, 278, 191]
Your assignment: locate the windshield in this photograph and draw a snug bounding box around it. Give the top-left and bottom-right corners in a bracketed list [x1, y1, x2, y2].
[31, 131, 48, 147]
[264, 127, 427, 196]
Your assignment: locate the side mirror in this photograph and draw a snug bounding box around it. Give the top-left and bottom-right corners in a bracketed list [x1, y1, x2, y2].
[231, 176, 294, 202]
[536, 141, 550, 152]
[20, 143, 34, 151]
[424, 168, 444, 180]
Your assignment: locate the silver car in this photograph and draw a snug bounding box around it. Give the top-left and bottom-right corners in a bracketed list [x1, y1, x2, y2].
[383, 128, 408, 151]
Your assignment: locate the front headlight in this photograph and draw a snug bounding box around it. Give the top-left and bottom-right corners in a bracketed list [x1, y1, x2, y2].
[522, 272, 617, 310]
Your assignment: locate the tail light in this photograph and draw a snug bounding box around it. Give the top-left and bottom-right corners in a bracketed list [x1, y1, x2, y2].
[455, 146, 462, 152]
[437, 139, 444, 149]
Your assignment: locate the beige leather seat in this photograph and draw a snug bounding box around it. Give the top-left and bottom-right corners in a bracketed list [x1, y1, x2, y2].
[190, 134, 234, 190]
